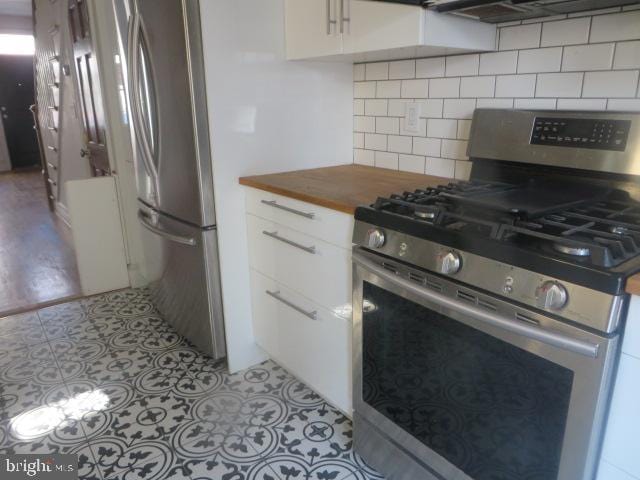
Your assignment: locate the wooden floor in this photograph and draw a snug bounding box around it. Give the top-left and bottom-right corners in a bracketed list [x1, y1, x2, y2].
[0, 169, 81, 317]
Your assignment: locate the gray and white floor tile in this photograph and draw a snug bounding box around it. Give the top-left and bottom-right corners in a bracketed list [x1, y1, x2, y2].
[0, 289, 385, 480]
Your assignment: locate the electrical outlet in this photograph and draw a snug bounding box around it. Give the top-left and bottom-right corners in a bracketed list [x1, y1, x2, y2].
[404, 102, 421, 134]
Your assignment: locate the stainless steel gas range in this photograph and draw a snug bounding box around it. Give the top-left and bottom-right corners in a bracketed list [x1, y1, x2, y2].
[351, 109, 640, 480]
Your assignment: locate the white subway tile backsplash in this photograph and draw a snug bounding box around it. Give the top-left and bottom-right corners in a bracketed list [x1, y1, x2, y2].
[354, 82, 376, 98]
[541, 18, 590, 46]
[608, 98, 640, 111]
[418, 99, 444, 118]
[365, 99, 388, 116]
[583, 70, 639, 98]
[442, 139, 469, 160]
[476, 98, 514, 108]
[446, 54, 479, 77]
[354, 99, 364, 116]
[377, 80, 401, 98]
[499, 23, 541, 50]
[413, 137, 441, 157]
[401, 79, 429, 98]
[429, 78, 460, 98]
[426, 157, 455, 177]
[400, 117, 427, 137]
[374, 151, 398, 169]
[354, 116, 375, 133]
[427, 119, 458, 139]
[457, 120, 472, 140]
[353, 8, 640, 183]
[562, 43, 615, 71]
[354, 132, 364, 149]
[399, 154, 426, 173]
[518, 47, 562, 73]
[591, 11, 640, 42]
[365, 133, 387, 151]
[388, 99, 412, 117]
[443, 99, 477, 119]
[376, 117, 400, 135]
[416, 57, 445, 78]
[354, 149, 374, 166]
[514, 98, 557, 109]
[460, 76, 495, 98]
[496, 74, 536, 97]
[614, 41, 640, 69]
[389, 60, 416, 80]
[388, 135, 413, 154]
[455, 160, 472, 180]
[365, 62, 389, 81]
[557, 98, 607, 110]
[536, 73, 583, 97]
[480, 51, 518, 75]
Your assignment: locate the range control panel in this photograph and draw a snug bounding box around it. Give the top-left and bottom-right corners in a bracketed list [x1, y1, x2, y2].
[530, 117, 631, 151]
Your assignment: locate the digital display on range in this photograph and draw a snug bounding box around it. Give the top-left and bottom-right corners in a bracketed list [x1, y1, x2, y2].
[530, 117, 631, 152]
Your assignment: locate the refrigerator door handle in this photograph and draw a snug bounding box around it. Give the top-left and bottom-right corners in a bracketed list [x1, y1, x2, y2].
[128, 5, 159, 199]
[138, 210, 196, 246]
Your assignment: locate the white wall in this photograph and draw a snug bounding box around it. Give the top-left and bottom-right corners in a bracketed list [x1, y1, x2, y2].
[353, 6, 640, 180]
[0, 14, 31, 35]
[199, 0, 353, 372]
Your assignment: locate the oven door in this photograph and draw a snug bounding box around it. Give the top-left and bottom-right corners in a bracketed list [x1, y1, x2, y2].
[352, 248, 619, 480]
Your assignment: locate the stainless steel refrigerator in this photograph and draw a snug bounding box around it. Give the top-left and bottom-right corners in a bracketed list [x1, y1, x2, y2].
[113, 0, 226, 359]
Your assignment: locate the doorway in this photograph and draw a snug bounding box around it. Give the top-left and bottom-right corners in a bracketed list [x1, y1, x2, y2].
[0, 55, 39, 169]
[0, 8, 82, 316]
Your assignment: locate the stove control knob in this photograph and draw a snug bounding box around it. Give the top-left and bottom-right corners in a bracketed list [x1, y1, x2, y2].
[436, 251, 461, 275]
[365, 228, 386, 249]
[536, 281, 568, 311]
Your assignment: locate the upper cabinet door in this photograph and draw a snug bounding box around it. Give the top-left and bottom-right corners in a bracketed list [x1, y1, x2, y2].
[285, 0, 343, 60]
[341, 0, 423, 55]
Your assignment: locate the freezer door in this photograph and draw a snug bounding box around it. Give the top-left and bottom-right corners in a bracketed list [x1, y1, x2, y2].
[138, 203, 226, 359]
[116, 0, 215, 227]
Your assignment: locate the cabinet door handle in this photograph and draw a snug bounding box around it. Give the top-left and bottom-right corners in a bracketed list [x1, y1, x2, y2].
[266, 290, 317, 320]
[261, 200, 315, 219]
[327, 0, 337, 35]
[340, 0, 350, 34]
[263, 230, 316, 254]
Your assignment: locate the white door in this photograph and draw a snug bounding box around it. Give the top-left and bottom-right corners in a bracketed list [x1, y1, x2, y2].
[342, 0, 424, 55]
[285, 0, 343, 59]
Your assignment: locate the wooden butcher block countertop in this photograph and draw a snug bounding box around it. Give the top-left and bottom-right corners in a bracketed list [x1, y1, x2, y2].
[239, 164, 450, 215]
[239, 164, 640, 295]
[626, 274, 640, 296]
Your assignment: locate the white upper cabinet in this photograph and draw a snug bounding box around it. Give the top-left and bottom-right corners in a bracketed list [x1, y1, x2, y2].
[341, 0, 424, 55]
[284, 0, 497, 61]
[284, 0, 344, 59]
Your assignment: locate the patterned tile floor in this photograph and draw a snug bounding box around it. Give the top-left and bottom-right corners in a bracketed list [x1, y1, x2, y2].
[0, 289, 384, 480]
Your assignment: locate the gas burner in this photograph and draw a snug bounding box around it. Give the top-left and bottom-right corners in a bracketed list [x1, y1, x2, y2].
[553, 243, 591, 257]
[611, 225, 629, 235]
[415, 210, 436, 219]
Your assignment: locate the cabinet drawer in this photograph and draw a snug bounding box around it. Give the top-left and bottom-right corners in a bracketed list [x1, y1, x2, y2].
[249, 269, 352, 414]
[244, 187, 354, 249]
[247, 214, 351, 313]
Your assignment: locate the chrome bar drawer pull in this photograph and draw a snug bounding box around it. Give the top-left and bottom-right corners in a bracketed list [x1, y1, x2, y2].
[263, 230, 316, 254]
[261, 199, 315, 219]
[266, 290, 317, 320]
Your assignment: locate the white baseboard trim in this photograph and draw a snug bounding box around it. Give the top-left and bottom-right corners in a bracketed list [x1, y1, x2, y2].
[55, 201, 71, 227]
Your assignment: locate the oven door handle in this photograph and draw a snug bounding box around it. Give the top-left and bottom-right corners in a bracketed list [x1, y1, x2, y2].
[353, 253, 600, 358]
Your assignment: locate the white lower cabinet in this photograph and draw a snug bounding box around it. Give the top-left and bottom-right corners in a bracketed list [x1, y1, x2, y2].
[250, 269, 352, 414]
[245, 186, 353, 415]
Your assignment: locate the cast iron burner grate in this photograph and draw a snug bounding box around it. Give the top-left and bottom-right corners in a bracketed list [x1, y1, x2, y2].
[369, 181, 640, 268]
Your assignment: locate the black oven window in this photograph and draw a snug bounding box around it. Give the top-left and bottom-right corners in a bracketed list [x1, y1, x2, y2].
[362, 282, 574, 480]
